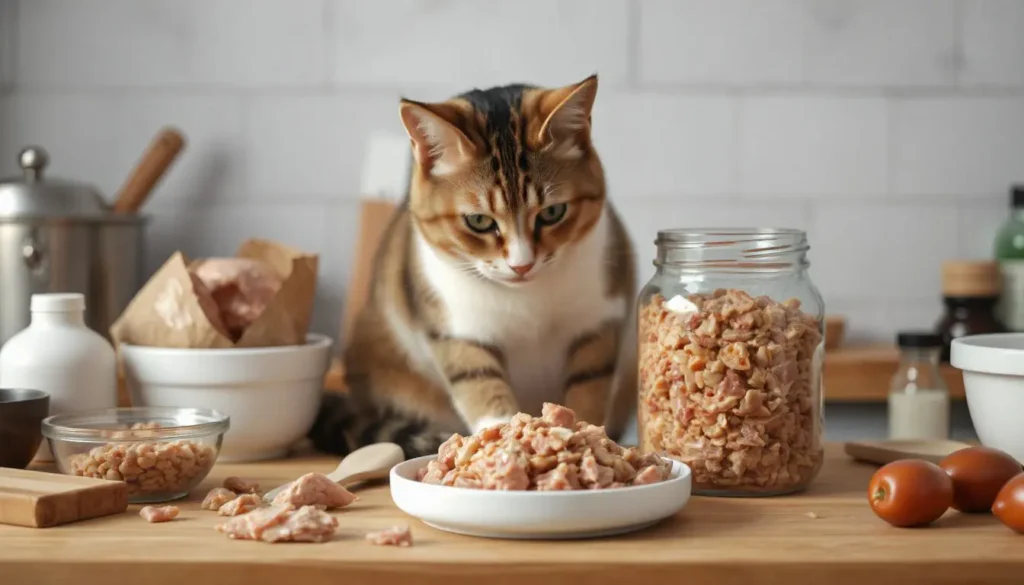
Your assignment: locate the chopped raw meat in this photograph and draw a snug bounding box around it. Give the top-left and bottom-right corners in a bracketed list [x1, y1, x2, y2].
[260, 506, 338, 543]
[218, 493, 262, 516]
[217, 505, 292, 540]
[633, 465, 667, 486]
[541, 403, 576, 428]
[139, 505, 179, 523]
[417, 403, 671, 490]
[217, 505, 336, 543]
[223, 476, 260, 494]
[535, 463, 581, 491]
[271, 472, 358, 509]
[365, 525, 413, 547]
[201, 487, 236, 511]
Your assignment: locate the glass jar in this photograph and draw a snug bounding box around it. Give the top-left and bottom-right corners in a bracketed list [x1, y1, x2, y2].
[637, 228, 825, 497]
[888, 332, 950, 440]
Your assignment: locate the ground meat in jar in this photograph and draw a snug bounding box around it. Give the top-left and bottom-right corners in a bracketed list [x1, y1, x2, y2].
[638, 289, 824, 495]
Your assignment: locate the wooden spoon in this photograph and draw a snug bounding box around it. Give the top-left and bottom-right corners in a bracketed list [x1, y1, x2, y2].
[844, 439, 973, 466]
[262, 442, 405, 504]
[112, 127, 186, 214]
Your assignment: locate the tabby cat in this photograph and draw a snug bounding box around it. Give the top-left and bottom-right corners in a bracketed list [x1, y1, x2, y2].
[309, 75, 638, 458]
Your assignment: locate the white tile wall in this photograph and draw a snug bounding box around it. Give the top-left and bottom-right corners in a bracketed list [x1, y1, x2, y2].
[808, 202, 960, 302]
[801, 0, 959, 87]
[639, 0, 804, 86]
[737, 96, 888, 196]
[1, 0, 1023, 343]
[891, 97, 1024, 196]
[961, 0, 1024, 87]
[332, 0, 630, 88]
[593, 94, 736, 197]
[16, 0, 329, 88]
[244, 94, 401, 200]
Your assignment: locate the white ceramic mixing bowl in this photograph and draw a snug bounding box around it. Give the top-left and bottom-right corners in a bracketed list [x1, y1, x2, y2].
[951, 333, 1024, 462]
[120, 334, 332, 462]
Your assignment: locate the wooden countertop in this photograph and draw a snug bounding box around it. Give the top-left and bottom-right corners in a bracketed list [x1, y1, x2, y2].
[3, 443, 1022, 585]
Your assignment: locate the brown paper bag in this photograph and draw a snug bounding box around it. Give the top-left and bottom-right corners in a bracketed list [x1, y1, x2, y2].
[110, 239, 318, 349]
[340, 198, 398, 343]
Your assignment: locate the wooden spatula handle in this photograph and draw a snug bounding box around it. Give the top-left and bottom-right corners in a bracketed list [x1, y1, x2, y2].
[113, 127, 186, 214]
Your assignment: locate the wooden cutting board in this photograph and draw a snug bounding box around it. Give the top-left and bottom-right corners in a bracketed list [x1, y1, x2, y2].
[843, 439, 973, 466]
[0, 468, 128, 528]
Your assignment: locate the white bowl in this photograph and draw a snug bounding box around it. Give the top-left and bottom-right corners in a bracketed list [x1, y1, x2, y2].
[120, 334, 332, 463]
[390, 455, 692, 540]
[951, 333, 1024, 462]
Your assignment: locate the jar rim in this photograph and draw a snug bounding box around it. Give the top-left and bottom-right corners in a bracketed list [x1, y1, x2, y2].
[655, 227, 807, 247]
[653, 228, 810, 273]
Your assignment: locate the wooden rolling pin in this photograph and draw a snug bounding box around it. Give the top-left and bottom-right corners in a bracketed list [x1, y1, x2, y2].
[112, 127, 186, 214]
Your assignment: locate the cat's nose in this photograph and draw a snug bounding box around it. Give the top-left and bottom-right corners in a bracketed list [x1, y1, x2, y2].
[510, 263, 534, 276]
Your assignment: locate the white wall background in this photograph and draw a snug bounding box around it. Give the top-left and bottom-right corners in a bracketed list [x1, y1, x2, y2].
[1, 0, 1022, 347]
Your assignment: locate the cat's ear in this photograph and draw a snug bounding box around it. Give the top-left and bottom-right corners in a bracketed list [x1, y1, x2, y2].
[399, 99, 476, 176]
[536, 74, 598, 159]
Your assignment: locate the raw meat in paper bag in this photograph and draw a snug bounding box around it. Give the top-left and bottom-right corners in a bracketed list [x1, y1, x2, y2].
[110, 239, 318, 349]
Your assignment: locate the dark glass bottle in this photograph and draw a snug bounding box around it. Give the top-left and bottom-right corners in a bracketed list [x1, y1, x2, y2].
[936, 260, 1005, 363]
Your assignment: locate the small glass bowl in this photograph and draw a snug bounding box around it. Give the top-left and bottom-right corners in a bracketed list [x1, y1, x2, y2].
[41, 406, 230, 504]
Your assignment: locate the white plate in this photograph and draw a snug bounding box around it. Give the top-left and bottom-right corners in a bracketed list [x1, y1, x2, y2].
[389, 455, 692, 540]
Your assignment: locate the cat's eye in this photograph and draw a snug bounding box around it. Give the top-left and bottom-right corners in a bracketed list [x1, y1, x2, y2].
[537, 203, 568, 226]
[464, 213, 497, 233]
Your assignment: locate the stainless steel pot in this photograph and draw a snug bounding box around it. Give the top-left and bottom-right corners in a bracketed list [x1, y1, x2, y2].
[0, 146, 147, 344]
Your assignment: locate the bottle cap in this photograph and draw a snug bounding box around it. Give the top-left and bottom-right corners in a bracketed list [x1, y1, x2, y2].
[1012, 185, 1024, 208]
[897, 331, 942, 349]
[31, 293, 85, 313]
[942, 260, 1001, 298]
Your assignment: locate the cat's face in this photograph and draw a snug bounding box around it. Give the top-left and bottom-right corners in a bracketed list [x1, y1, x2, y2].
[400, 76, 605, 286]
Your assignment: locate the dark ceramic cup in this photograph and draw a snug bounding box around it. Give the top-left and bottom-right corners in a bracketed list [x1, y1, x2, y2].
[0, 389, 50, 469]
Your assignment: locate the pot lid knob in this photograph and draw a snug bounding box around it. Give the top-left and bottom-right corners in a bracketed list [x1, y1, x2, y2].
[18, 147, 49, 183]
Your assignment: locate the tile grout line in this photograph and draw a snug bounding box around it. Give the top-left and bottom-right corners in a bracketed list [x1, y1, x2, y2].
[625, 0, 641, 90]
[952, 0, 966, 87]
[321, 0, 335, 90]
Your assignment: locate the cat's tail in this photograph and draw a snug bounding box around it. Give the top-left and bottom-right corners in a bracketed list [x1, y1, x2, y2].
[307, 392, 451, 460]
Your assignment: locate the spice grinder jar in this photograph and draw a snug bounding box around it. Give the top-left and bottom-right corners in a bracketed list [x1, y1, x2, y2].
[936, 260, 1005, 363]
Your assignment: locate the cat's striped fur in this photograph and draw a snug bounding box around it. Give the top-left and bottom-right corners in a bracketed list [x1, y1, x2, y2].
[309, 75, 637, 458]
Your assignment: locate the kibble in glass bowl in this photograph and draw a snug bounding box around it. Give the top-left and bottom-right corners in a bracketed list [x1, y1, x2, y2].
[41, 407, 229, 504]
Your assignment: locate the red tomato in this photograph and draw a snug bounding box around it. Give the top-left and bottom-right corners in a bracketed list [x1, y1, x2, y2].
[992, 472, 1024, 533]
[868, 459, 953, 527]
[940, 446, 1022, 513]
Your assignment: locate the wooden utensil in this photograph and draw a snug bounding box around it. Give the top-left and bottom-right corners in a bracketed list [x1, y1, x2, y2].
[112, 127, 186, 214]
[844, 439, 972, 466]
[824, 315, 846, 350]
[0, 467, 127, 528]
[261, 442, 405, 503]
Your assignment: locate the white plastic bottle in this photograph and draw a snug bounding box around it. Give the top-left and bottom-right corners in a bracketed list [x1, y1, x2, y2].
[0, 293, 117, 461]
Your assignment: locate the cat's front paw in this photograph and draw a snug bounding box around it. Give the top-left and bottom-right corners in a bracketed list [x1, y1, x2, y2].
[471, 416, 513, 434]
